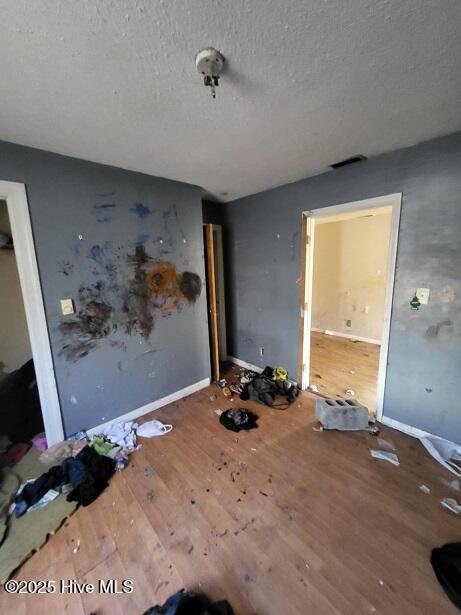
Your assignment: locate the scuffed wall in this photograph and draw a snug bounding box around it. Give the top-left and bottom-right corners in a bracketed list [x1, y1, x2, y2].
[312, 213, 392, 341]
[0, 200, 32, 375]
[0, 141, 209, 436]
[219, 132, 461, 442]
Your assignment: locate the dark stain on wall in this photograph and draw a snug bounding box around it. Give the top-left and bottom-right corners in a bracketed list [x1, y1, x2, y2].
[426, 320, 453, 337]
[59, 242, 202, 362]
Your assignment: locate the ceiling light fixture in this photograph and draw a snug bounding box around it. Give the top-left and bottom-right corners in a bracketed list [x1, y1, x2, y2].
[195, 48, 225, 99]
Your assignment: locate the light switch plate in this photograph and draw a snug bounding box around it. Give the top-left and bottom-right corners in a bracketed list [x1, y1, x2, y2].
[416, 288, 430, 305]
[60, 298, 74, 315]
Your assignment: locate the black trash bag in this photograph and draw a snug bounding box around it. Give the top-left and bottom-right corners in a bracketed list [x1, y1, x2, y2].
[240, 365, 299, 409]
[431, 542, 461, 609]
[143, 588, 234, 614]
[219, 408, 258, 432]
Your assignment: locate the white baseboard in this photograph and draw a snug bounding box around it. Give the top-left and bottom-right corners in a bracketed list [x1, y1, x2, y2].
[380, 415, 433, 439]
[312, 328, 381, 345]
[87, 377, 210, 436]
[227, 355, 263, 373]
[381, 415, 461, 453]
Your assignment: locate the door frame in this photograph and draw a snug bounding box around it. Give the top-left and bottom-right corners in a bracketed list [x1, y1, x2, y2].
[211, 224, 227, 360]
[204, 223, 220, 381]
[298, 193, 402, 420]
[1, 180, 64, 445]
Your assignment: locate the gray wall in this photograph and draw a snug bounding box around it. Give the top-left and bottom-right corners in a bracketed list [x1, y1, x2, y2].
[0, 140, 210, 436]
[219, 132, 461, 442]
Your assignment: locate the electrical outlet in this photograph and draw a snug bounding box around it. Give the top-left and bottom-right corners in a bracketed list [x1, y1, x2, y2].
[60, 298, 74, 315]
[416, 288, 430, 305]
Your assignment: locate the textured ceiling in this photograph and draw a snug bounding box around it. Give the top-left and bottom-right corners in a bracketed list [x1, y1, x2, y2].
[0, 0, 460, 201]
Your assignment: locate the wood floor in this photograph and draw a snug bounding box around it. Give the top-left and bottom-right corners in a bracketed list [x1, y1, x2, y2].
[1, 369, 459, 614]
[310, 331, 380, 413]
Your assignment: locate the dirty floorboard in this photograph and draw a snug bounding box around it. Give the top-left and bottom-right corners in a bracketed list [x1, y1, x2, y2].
[1, 374, 459, 614]
[310, 331, 380, 413]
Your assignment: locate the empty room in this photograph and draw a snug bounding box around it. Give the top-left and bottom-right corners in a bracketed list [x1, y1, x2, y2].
[0, 2, 460, 614]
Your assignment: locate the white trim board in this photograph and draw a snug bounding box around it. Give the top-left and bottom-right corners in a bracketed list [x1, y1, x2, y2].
[380, 416, 461, 454]
[227, 355, 263, 374]
[87, 377, 210, 436]
[311, 328, 381, 345]
[1, 181, 64, 445]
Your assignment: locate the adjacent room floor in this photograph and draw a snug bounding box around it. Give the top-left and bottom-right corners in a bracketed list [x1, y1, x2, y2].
[1, 375, 458, 615]
[310, 331, 380, 413]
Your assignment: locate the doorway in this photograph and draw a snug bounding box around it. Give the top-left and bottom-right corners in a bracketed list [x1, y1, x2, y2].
[0, 181, 63, 448]
[298, 193, 401, 419]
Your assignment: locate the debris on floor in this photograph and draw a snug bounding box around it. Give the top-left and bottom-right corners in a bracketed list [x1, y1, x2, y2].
[345, 388, 355, 396]
[219, 408, 259, 432]
[377, 437, 396, 451]
[0, 446, 78, 583]
[419, 484, 431, 494]
[307, 384, 319, 393]
[143, 588, 234, 615]
[72, 538, 80, 554]
[222, 386, 234, 401]
[32, 432, 48, 453]
[315, 397, 369, 431]
[431, 543, 461, 610]
[39, 438, 87, 464]
[440, 497, 461, 515]
[440, 478, 461, 492]
[0, 442, 31, 468]
[137, 419, 173, 438]
[367, 423, 380, 435]
[420, 435, 461, 476]
[370, 450, 400, 466]
[240, 365, 299, 409]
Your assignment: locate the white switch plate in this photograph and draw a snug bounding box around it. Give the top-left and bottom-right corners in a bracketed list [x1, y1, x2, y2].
[416, 288, 430, 305]
[60, 298, 74, 315]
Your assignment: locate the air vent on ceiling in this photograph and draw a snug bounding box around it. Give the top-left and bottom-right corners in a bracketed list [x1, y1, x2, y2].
[330, 155, 367, 169]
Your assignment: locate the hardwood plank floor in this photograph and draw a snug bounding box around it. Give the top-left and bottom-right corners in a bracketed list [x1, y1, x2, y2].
[1, 371, 459, 614]
[310, 331, 380, 413]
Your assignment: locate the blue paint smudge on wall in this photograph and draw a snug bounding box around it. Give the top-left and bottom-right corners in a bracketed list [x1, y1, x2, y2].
[130, 203, 152, 219]
[89, 241, 113, 265]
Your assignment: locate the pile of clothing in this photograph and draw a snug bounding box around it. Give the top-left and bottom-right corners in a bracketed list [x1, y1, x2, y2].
[11, 418, 174, 518]
[240, 365, 299, 409]
[13, 445, 116, 517]
[219, 408, 259, 432]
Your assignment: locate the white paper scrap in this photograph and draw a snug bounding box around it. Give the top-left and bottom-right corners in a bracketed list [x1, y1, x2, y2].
[370, 450, 400, 466]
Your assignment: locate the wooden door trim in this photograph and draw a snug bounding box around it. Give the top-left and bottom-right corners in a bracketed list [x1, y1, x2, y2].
[205, 224, 220, 381]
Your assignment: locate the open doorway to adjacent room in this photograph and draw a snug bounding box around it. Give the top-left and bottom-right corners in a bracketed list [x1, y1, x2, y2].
[298, 194, 401, 418]
[0, 182, 63, 468]
[0, 199, 44, 464]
